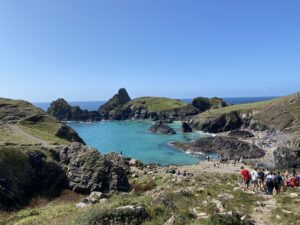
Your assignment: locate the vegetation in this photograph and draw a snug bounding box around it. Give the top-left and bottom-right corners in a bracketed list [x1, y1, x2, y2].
[125, 97, 188, 112]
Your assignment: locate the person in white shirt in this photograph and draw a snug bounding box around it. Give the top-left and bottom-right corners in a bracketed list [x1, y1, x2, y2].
[251, 168, 259, 193]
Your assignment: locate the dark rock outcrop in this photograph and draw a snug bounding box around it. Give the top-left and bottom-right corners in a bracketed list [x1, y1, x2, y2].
[172, 136, 265, 160]
[190, 92, 300, 133]
[148, 121, 176, 135]
[98, 88, 131, 120]
[182, 122, 192, 132]
[191, 97, 227, 112]
[59, 142, 130, 194]
[55, 125, 86, 144]
[0, 147, 67, 210]
[228, 130, 254, 139]
[274, 147, 300, 168]
[190, 111, 243, 133]
[48, 98, 102, 122]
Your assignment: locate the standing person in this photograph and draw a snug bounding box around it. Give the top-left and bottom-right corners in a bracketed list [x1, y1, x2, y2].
[275, 171, 283, 194]
[257, 168, 265, 191]
[240, 166, 251, 190]
[266, 171, 275, 195]
[251, 168, 259, 193]
[120, 150, 123, 156]
[284, 170, 289, 180]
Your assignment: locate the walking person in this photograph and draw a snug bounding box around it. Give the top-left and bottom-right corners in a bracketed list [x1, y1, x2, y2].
[251, 168, 259, 193]
[275, 171, 283, 194]
[266, 171, 275, 195]
[257, 168, 265, 191]
[240, 166, 251, 190]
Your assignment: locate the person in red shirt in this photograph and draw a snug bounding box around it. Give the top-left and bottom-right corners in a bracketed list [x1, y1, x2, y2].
[240, 166, 251, 190]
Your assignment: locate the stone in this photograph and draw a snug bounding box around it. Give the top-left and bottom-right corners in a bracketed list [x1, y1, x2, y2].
[99, 198, 108, 204]
[290, 193, 298, 197]
[148, 121, 176, 135]
[192, 207, 209, 219]
[274, 147, 300, 169]
[182, 121, 192, 132]
[164, 215, 176, 225]
[76, 202, 91, 208]
[172, 136, 265, 161]
[212, 199, 225, 213]
[59, 142, 130, 194]
[218, 193, 234, 200]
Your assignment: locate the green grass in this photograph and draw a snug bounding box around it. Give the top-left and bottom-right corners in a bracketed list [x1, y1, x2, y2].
[0, 126, 38, 145]
[18, 116, 69, 145]
[125, 97, 187, 112]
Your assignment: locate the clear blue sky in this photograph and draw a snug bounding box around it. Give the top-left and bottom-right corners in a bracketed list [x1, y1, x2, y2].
[0, 1, 299, 102]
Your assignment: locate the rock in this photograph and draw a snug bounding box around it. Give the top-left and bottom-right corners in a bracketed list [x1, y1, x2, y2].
[154, 195, 177, 209]
[212, 199, 225, 213]
[48, 98, 102, 122]
[76, 202, 91, 208]
[218, 193, 234, 200]
[0, 148, 67, 210]
[89, 191, 106, 203]
[114, 205, 148, 224]
[191, 97, 227, 112]
[274, 147, 300, 168]
[228, 130, 254, 138]
[55, 125, 86, 144]
[192, 208, 209, 219]
[148, 121, 176, 135]
[98, 88, 131, 120]
[182, 121, 192, 132]
[172, 136, 265, 160]
[276, 215, 281, 220]
[99, 198, 108, 204]
[290, 193, 298, 197]
[164, 215, 176, 225]
[59, 142, 130, 194]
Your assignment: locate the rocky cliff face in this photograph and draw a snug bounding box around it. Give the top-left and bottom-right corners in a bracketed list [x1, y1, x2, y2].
[59, 142, 130, 194]
[190, 92, 300, 133]
[172, 136, 265, 160]
[48, 98, 102, 122]
[98, 88, 131, 120]
[274, 147, 300, 168]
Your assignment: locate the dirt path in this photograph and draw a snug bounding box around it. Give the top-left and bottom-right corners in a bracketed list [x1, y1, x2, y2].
[7, 124, 50, 147]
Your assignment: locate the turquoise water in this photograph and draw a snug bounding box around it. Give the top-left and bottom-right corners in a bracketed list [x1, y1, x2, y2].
[68, 120, 212, 166]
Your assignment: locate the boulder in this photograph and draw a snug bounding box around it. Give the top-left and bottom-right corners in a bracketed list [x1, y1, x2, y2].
[274, 147, 300, 168]
[59, 142, 130, 194]
[148, 121, 176, 135]
[55, 125, 86, 144]
[182, 122, 192, 132]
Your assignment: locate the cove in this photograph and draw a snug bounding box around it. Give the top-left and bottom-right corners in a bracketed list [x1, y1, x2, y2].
[68, 120, 212, 166]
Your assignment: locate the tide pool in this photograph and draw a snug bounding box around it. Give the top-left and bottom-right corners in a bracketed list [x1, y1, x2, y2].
[68, 121, 212, 166]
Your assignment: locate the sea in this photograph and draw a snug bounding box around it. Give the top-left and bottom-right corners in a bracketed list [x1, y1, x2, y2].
[33, 96, 277, 165]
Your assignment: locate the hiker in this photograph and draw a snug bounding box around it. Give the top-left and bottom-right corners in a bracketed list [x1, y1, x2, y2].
[275, 171, 283, 194]
[240, 166, 251, 190]
[289, 174, 299, 187]
[284, 170, 289, 180]
[251, 168, 259, 193]
[257, 168, 265, 191]
[207, 155, 211, 162]
[120, 150, 123, 156]
[266, 171, 275, 195]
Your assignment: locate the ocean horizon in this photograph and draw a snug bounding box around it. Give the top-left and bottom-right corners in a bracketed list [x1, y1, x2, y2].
[34, 96, 278, 112]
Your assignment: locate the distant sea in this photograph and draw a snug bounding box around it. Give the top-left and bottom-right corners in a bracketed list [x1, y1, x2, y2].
[34, 96, 278, 112]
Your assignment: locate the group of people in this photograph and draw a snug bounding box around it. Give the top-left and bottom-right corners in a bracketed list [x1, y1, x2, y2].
[240, 166, 300, 195]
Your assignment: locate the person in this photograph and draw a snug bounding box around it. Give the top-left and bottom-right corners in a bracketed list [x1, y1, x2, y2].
[207, 155, 211, 162]
[284, 170, 289, 180]
[251, 168, 259, 193]
[265, 168, 270, 176]
[120, 150, 123, 156]
[257, 168, 265, 191]
[275, 171, 283, 194]
[240, 166, 251, 190]
[289, 174, 299, 187]
[266, 171, 275, 195]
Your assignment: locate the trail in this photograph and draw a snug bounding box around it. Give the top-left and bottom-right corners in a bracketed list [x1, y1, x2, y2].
[7, 124, 50, 147]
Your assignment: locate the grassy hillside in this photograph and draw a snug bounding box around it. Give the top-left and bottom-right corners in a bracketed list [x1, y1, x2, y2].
[192, 92, 300, 133]
[0, 98, 70, 146]
[125, 97, 188, 112]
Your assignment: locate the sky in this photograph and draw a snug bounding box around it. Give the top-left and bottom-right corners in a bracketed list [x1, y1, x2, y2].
[0, 1, 299, 102]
